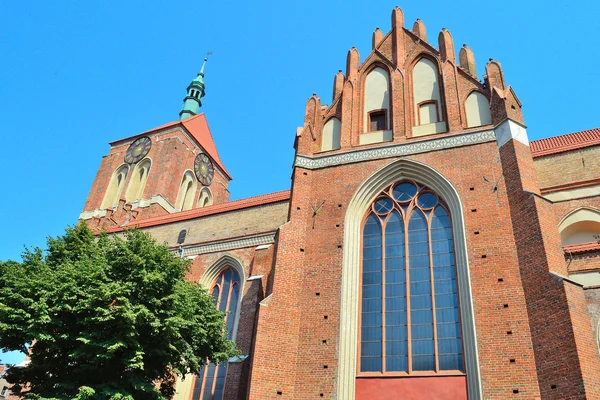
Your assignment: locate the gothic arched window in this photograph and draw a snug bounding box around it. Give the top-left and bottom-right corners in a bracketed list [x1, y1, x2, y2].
[192, 267, 241, 400]
[359, 181, 463, 375]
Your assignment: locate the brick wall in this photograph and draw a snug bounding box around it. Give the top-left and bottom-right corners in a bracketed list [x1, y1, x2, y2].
[82, 126, 230, 227]
[534, 146, 600, 189]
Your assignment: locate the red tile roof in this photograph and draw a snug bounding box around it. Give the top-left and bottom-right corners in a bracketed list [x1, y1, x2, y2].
[110, 113, 231, 179]
[563, 241, 600, 254]
[104, 190, 291, 233]
[531, 128, 600, 158]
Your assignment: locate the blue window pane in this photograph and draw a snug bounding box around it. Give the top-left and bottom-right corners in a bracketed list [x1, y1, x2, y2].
[437, 322, 461, 339]
[362, 298, 382, 313]
[410, 267, 430, 282]
[439, 354, 463, 371]
[386, 340, 408, 356]
[387, 356, 409, 372]
[434, 279, 457, 295]
[219, 278, 230, 313]
[226, 284, 239, 339]
[362, 326, 382, 341]
[386, 269, 405, 283]
[431, 239, 453, 254]
[212, 363, 227, 400]
[417, 193, 438, 209]
[364, 214, 381, 233]
[438, 338, 462, 354]
[413, 355, 436, 371]
[435, 294, 458, 309]
[361, 312, 382, 327]
[362, 284, 382, 299]
[374, 198, 394, 214]
[386, 311, 407, 326]
[385, 283, 406, 297]
[363, 246, 382, 260]
[211, 286, 219, 304]
[361, 342, 382, 357]
[432, 252, 454, 267]
[385, 245, 405, 258]
[361, 357, 382, 372]
[363, 258, 381, 272]
[433, 265, 456, 280]
[392, 182, 417, 202]
[412, 339, 434, 355]
[410, 294, 432, 310]
[386, 325, 408, 341]
[411, 324, 434, 340]
[411, 310, 433, 325]
[385, 296, 407, 311]
[436, 307, 460, 324]
[362, 271, 382, 285]
[410, 281, 431, 296]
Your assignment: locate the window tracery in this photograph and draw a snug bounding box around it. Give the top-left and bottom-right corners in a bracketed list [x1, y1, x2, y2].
[359, 181, 463, 375]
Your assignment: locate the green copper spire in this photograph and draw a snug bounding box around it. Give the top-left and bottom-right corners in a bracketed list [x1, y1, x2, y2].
[179, 57, 208, 120]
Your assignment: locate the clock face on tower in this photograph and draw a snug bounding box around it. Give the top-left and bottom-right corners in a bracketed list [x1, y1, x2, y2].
[125, 136, 152, 164]
[194, 153, 214, 186]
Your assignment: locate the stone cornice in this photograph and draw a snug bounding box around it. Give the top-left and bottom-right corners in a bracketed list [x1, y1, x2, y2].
[294, 129, 496, 170]
[177, 232, 277, 257]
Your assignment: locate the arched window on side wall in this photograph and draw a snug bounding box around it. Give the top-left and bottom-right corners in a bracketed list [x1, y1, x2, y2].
[198, 187, 213, 208]
[125, 158, 151, 203]
[412, 58, 446, 137]
[191, 268, 241, 400]
[559, 208, 600, 246]
[359, 181, 463, 375]
[101, 164, 129, 209]
[465, 92, 491, 128]
[175, 171, 198, 211]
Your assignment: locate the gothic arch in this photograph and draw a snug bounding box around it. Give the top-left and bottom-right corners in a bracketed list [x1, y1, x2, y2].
[175, 170, 197, 211]
[101, 163, 129, 209]
[558, 207, 600, 246]
[464, 90, 492, 128]
[125, 158, 152, 203]
[199, 254, 245, 342]
[361, 63, 393, 134]
[337, 158, 482, 399]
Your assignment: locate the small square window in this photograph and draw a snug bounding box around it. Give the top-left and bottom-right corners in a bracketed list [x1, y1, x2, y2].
[369, 111, 387, 132]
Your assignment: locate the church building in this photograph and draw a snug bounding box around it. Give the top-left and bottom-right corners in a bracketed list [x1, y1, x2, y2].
[79, 7, 600, 400]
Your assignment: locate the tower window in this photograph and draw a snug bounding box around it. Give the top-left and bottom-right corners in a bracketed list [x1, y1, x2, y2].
[368, 110, 387, 132]
[359, 181, 463, 375]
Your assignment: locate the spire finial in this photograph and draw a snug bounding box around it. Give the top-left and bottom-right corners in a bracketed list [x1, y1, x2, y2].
[179, 52, 212, 120]
[199, 52, 212, 77]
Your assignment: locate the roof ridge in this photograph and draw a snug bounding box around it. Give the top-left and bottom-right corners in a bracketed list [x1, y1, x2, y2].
[102, 190, 291, 233]
[531, 127, 600, 158]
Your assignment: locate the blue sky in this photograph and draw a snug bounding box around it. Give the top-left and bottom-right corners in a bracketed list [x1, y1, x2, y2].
[1, 1, 599, 364]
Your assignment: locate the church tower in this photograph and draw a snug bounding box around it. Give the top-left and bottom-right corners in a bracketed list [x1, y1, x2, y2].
[79, 62, 232, 231]
[179, 58, 208, 120]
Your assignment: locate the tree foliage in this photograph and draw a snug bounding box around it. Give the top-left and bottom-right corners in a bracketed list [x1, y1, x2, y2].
[0, 224, 236, 399]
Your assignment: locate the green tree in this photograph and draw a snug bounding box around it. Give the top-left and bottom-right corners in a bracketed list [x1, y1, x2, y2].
[0, 224, 236, 399]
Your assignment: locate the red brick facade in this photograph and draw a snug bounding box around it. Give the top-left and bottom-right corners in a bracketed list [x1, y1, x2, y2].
[79, 6, 600, 400]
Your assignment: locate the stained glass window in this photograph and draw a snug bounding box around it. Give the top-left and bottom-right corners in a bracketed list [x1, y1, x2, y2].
[192, 268, 241, 400]
[359, 181, 463, 375]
